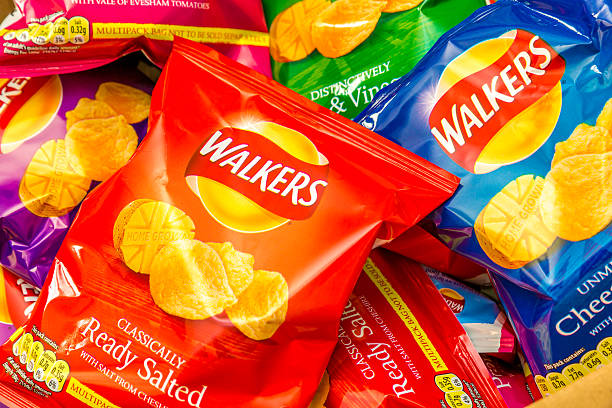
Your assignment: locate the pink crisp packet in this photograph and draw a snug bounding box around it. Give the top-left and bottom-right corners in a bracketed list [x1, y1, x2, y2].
[0, 0, 271, 76]
[482, 355, 539, 407]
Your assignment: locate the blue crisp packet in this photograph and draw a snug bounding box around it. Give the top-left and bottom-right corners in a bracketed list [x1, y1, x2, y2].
[357, 0, 612, 397]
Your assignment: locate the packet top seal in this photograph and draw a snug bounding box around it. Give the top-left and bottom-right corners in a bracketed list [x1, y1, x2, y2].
[0, 0, 271, 77]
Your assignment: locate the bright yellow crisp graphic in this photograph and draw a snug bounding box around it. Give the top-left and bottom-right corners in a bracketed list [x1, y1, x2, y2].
[596, 98, 612, 133]
[207, 242, 255, 298]
[95, 82, 152, 124]
[113, 199, 196, 274]
[551, 124, 612, 168]
[476, 175, 556, 269]
[149, 239, 237, 320]
[270, 0, 331, 63]
[1, 76, 62, 154]
[226, 269, 289, 341]
[113, 200, 288, 340]
[436, 34, 562, 174]
[196, 121, 321, 233]
[19, 140, 91, 217]
[539, 102, 612, 242]
[65, 98, 118, 130]
[540, 152, 612, 241]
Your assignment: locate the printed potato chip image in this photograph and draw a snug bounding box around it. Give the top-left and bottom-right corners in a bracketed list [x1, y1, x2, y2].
[596, 98, 612, 133]
[551, 124, 612, 168]
[475, 175, 556, 269]
[65, 97, 118, 130]
[226, 270, 289, 341]
[65, 115, 138, 181]
[19, 140, 91, 217]
[149, 239, 237, 320]
[113, 199, 196, 274]
[270, 0, 331, 62]
[113, 199, 152, 251]
[382, 0, 423, 12]
[95, 82, 151, 124]
[540, 152, 612, 241]
[1, 76, 62, 154]
[474, 210, 530, 270]
[311, 0, 386, 58]
[207, 242, 255, 298]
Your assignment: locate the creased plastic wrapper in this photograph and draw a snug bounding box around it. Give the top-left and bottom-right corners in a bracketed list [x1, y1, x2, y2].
[325, 249, 505, 408]
[427, 268, 515, 355]
[384, 224, 489, 285]
[0, 38, 458, 408]
[0, 0, 271, 77]
[357, 0, 612, 398]
[0, 56, 154, 287]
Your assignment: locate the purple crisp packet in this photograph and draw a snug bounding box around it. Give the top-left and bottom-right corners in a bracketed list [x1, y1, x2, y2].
[0, 56, 154, 287]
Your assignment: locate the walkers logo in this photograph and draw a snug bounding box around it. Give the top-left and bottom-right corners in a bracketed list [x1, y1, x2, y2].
[185, 121, 329, 233]
[0, 76, 62, 154]
[439, 287, 465, 314]
[429, 30, 565, 174]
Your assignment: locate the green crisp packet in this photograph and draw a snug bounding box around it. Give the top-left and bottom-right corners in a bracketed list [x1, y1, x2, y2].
[263, 0, 487, 119]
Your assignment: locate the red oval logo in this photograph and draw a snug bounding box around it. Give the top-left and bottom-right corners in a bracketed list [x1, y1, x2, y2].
[185, 123, 329, 232]
[429, 30, 565, 173]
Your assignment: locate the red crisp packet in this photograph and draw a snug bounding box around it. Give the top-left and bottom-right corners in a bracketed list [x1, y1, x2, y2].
[326, 249, 505, 408]
[0, 38, 458, 408]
